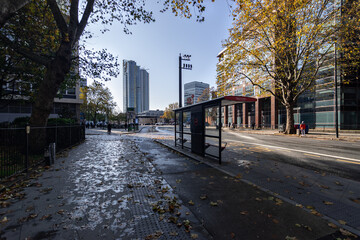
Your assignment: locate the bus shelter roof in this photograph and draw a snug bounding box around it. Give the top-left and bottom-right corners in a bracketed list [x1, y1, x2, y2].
[174, 95, 257, 112]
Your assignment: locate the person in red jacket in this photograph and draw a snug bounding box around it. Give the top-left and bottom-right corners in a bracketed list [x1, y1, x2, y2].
[300, 121, 306, 136]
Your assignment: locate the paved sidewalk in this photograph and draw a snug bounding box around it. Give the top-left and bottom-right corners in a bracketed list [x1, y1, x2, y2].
[157, 137, 360, 237]
[0, 133, 209, 239]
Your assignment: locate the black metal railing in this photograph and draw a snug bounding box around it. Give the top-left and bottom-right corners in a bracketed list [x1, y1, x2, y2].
[0, 125, 85, 179]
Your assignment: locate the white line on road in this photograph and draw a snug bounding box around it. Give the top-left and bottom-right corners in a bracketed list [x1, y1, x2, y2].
[225, 138, 360, 163]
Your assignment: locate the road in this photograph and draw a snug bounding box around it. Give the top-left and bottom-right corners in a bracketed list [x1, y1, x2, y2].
[155, 126, 360, 181]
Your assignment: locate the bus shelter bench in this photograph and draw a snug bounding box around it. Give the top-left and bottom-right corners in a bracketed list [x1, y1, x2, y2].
[204, 142, 227, 152]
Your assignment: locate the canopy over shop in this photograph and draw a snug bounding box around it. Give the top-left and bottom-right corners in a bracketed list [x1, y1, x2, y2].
[174, 96, 257, 164]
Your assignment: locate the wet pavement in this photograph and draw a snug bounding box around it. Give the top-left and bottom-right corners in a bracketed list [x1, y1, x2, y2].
[0, 127, 359, 239]
[0, 132, 209, 239]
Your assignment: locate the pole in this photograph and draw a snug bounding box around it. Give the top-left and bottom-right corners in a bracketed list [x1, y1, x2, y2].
[334, 43, 339, 138]
[179, 54, 182, 108]
[334, 0, 339, 138]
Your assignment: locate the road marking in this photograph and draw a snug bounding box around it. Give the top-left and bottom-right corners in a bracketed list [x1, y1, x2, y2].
[225, 139, 360, 163]
[304, 153, 321, 158]
[336, 159, 360, 165]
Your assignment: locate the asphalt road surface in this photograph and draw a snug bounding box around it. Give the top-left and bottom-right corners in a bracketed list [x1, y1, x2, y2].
[156, 126, 360, 181]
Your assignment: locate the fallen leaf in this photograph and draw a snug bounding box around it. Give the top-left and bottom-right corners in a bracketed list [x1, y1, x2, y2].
[176, 179, 182, 184]
[275, 198, 283, 205]
[328, 223, 338, 229]
[200, 195, 207, 200]
[272, 219, 279, 224]
[310, 210, 322, 216]
[285, 236, 298, 240]
[0, 216, 8, 224]
[169, 231, 178, 236]
[338, 220, 346, 225]
[188, 200, 195, 206]
[255, 197, 262, 202]
[191, 233, 198, 239]
[235, 173, 242, 179]
[57, 210, 65, 215]
[334, 181, 343, 186]
[210, 202, 218, 206]
[323, 201, 334, 205]
[240, 211, 249, 215]
[339, 228, 358, 238]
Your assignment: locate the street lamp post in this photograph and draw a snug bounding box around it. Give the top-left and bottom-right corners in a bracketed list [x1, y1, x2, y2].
[179, 53, 192, 107]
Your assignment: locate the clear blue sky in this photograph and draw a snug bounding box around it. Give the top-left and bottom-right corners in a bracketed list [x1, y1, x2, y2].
[85, 1, 233, 112]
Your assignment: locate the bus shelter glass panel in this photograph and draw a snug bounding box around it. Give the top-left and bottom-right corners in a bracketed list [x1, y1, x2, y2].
[205, 106, 219, 137]
[175, 112, 181, 133]
[182, 111, 192, 149]
[183, 111, 191, 134]
[204, 105, 221, 159]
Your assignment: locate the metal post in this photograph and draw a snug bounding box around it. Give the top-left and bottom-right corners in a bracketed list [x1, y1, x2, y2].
[174, 111, 177, 147]
[334, 42, 339, 138]
[219, 102, 222, 165]
[25, 124, 30, 173]
[179, 54, 182, 108]
[181, 111, 184, 149]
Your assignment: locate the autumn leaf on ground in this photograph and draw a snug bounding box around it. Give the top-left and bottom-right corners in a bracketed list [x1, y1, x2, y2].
[334, 181, 343, 186]
[57, 209, 65, 215]
[210, 201, 218, 206]
[191, 233, 198, 239]
[328, 222, 337, 229]
[319, 184, 330, 189]
[323, 201, 334, 205]
[176, 179, 182, 184]
[255, 197, 262, 202]
[0, 216, 8, 224]
[339, 228, 358, 238]
[188, 200, 195, 206]
[275, 198, 283, 205]
[169, 231, 178, 236]
[272, 219, 279, 224]
[306, 205, 315, 209]
[350, 198, 360, 204]
[338, 220, 347, 225]
[235, 173, 242, 179]
[240, 211, 249, 215]
[310, 210, 322, 216]
[200, 195, 207, 200]
[298, 181, 309, 187]
[295, 223, 301, 227]
[285, 236, 298, 240]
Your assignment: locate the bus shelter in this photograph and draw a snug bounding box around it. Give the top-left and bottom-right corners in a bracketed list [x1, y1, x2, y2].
[174, 96, 257, 164]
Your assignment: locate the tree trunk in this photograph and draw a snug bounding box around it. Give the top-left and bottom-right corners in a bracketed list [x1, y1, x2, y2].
[29, 43, 72, 153]
[285, 104, 296, 134]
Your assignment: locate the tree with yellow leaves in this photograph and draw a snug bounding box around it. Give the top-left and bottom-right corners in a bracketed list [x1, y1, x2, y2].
[217, 0, 358, 134]
[162, 102, 179, 122]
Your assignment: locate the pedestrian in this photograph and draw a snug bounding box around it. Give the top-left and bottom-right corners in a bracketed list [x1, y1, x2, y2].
[300, 121, 306, 136]
[107, 123, 112, 134]
[251, 122, 255, 130]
